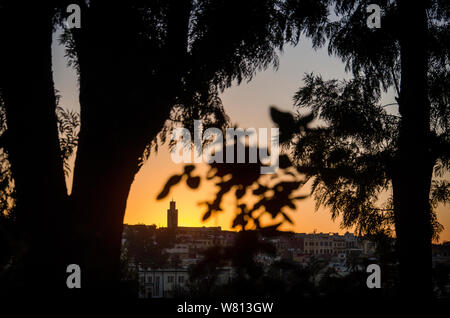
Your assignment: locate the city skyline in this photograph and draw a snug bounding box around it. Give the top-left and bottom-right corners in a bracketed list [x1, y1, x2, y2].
[128, 199, 356, 236]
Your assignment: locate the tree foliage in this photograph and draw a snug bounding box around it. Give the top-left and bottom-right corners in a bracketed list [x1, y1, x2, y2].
[157, 116, 313, 231]
[158, 0, 449, 241]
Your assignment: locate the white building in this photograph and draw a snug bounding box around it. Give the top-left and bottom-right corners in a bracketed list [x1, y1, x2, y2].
[304, 233, 335, 255]
[138, 268, 189, 298]
[137, 266, 235, 298]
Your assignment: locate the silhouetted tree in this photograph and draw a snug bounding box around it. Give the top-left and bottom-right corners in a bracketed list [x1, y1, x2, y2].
[272, 71, 447, 238]
[159, 0, 450, 299]
[0, 98, 16, 273]
[0, 0, 329, 294]
[276, 0, 450, 299]
[0, 0, 69, 294]
[0, 87, 79, 293]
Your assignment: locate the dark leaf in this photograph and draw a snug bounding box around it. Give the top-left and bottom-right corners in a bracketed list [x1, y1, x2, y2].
[186, 176, 201, 189]
[184, 165, 195, 176]
[202, 210, 212, 221]
[157, 174, 182, 200]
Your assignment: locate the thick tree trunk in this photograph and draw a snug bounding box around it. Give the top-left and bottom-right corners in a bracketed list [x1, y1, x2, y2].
[1, 0, 191, 296]
[69, 74, 172, 293]
[65, 0, 191, 294]
[395, 0, 433, 300]
[0, 2, 70, 294]
[70, 146, 138, 293]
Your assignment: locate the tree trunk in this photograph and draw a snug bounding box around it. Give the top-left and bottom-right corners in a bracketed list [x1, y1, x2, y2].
[70, 148, 138, 293]
[1, 0, 191, 296]
[395, 0, 433, 300]
[65, 0, 190, 294]
[0, 2, 70, 295]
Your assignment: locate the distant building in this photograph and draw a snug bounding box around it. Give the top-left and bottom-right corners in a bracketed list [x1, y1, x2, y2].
[361, 239, 376, 255]
[138, 267, 189, 298]
[137, 266, 235, 298]
[167, 199, 178, 229]
[302, 232, 361, 256]
[304, 233, 336, 255]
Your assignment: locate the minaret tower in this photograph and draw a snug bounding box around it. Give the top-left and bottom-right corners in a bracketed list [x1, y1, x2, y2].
[167, 199, 178, 229]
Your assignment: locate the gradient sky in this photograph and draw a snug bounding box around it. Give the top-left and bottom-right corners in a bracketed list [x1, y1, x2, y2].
[51, 32, 450, 242]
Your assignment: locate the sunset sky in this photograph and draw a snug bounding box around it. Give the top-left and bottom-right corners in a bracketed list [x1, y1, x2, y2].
[51, 32, 450, 242]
